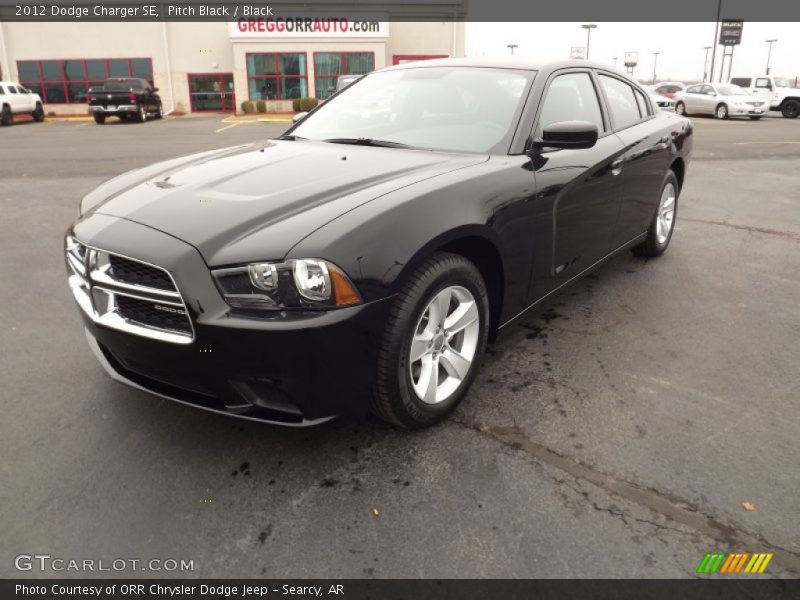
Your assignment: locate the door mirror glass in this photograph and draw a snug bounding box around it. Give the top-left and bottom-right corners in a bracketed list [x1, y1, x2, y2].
[532, 121, 598, 151]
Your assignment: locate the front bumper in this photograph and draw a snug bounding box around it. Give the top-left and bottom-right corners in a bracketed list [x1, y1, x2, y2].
[68, 214, 392, 426]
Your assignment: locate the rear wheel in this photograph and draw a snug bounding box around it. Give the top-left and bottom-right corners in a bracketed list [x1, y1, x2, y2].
[32, 102, 45, 122]
[1, 104, 12, 126]
[155, 103, 164, 119]
[632, 171, 679, 258]
[136, 105, 147, 123]
[781, 99, 799, 119]
[715, 103, 729, 119]
[93, 113, 106, 125]
[372, 252, 489, 429]
[674, 101, 686, 116]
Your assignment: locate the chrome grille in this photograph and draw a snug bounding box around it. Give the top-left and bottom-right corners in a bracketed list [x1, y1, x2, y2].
[65, 236, 194, 344]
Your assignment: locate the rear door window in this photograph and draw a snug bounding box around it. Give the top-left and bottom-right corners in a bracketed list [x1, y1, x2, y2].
[598, 74, 641, 130]
[633, 88, 651, 117]
[755, 78, 771, 89]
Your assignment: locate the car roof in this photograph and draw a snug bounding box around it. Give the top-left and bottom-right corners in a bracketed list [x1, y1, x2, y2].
[380, 57, 630, 76]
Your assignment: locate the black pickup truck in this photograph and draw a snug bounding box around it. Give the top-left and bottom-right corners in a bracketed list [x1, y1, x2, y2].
[88, 78, 163, 124]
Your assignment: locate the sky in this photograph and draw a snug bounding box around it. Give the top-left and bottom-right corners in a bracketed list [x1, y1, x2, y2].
[466, 22, 800, 83]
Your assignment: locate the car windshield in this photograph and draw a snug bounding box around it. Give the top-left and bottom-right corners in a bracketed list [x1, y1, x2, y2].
[104, 79, 145, 92]
[717, 84, 748, 96]
[291, 67, 534, 154]
[773, 77, 792, 88]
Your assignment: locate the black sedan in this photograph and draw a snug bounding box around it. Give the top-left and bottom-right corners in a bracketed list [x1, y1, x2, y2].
[66, 59, 692, 429]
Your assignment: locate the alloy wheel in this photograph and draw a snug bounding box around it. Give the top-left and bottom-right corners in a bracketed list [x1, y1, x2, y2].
[656, 182, 676, 244]
[716, 105, 727, 119]
[409, 285, 480, 405]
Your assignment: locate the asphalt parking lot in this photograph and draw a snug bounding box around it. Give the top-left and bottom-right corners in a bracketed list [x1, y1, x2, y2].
[1, 112, 799, 579]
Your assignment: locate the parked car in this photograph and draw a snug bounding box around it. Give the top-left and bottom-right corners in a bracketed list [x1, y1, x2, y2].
[649, 91, 674, 110]
[88, 78, 163, 124]
[674, 83, 767, 119]
[652, 82, 685, 99]
[66, 59, 692, 429]
[0, 81, 44, 125]
[729, 76, 800, 118]
[335, 74, 362, 92]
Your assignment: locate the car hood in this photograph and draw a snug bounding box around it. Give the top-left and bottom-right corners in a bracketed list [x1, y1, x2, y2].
[85, 140, 487, 266]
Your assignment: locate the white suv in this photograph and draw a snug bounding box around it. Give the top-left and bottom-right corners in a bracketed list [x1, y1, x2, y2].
[0, 81, 45, 125]
[729, 76, 800, 118]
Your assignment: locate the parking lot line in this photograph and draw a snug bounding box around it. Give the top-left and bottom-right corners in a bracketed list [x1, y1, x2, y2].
[215, 122, 242, 133]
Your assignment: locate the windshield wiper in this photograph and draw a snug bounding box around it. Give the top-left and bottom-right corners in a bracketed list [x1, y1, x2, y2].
[276, 134, 307, 141]
[323, 137, 417, 149]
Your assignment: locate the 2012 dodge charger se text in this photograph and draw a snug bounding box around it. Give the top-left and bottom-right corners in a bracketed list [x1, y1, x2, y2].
[65, 59, 692, 429]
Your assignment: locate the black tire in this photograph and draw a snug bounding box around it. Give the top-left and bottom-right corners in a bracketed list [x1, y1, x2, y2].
[715, 103, 728, 119]
[780, 99, 799, 119]
[155, 103, 164, 119]
[32, 103, 45, 122]
[749, 116, 763, 120]
[372, 252, 490, 429]
[93, 113, 106, 125]
[632, 170, 680, 258]
[674, 101, 687, 116]
[1, 104, 12, 126]
[136, 105, 147, 123]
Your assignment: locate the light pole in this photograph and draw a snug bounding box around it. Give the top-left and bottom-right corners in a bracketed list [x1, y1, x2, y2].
[582, 24, 597, 60]
[765, 39, 777, 75]
[703, 46, 712, 82]
[507, 44, 518, 56]
[652, 52, 660, 84]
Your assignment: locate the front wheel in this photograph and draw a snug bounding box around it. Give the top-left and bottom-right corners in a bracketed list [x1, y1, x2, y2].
[715, 104, 729, 119]
[372, 252, 489, 429]
[32, 103, 45, 122]
[674, 101, 686, 116]
[781, 100, 799, 119]
[1, 104, 12, 126]
[155, 103, 164, 119]
[632, 171, 679, 258]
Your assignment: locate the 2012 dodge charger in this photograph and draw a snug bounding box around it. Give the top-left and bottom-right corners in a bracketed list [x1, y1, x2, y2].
[65, 59, 692, 429]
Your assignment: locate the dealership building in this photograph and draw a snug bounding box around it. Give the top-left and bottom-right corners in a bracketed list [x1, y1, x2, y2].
[0, 8, 465, 114]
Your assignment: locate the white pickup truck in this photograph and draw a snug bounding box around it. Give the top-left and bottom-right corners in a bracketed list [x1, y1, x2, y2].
[729, 76, 800, 118]
[0, 81, 45, 125]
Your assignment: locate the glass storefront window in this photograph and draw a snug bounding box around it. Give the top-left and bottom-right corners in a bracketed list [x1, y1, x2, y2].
[17, 58, 153, 103]
[246, 53, 308, 101]
[313, 53, 374, 99]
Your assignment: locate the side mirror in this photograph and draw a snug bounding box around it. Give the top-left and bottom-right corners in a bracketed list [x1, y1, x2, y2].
[151, 87, 159, 92]
[292, 111, 309, 124]
[530, 121, 599, 151]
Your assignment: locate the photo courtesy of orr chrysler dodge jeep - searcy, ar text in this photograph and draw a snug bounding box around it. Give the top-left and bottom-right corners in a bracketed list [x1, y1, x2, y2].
[65, 59, 692, 429]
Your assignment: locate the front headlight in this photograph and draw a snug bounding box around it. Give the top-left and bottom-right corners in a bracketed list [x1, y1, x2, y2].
[213, 259, 361, 310]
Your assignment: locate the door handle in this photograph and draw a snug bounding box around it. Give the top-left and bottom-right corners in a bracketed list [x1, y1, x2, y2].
[611, 158, 624, 175]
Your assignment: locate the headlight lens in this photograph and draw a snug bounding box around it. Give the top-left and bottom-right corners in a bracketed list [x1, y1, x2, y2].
[213, 259, 361, 310]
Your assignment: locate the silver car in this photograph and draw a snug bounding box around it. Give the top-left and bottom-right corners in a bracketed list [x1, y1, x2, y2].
[674, 83, 768, 120]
